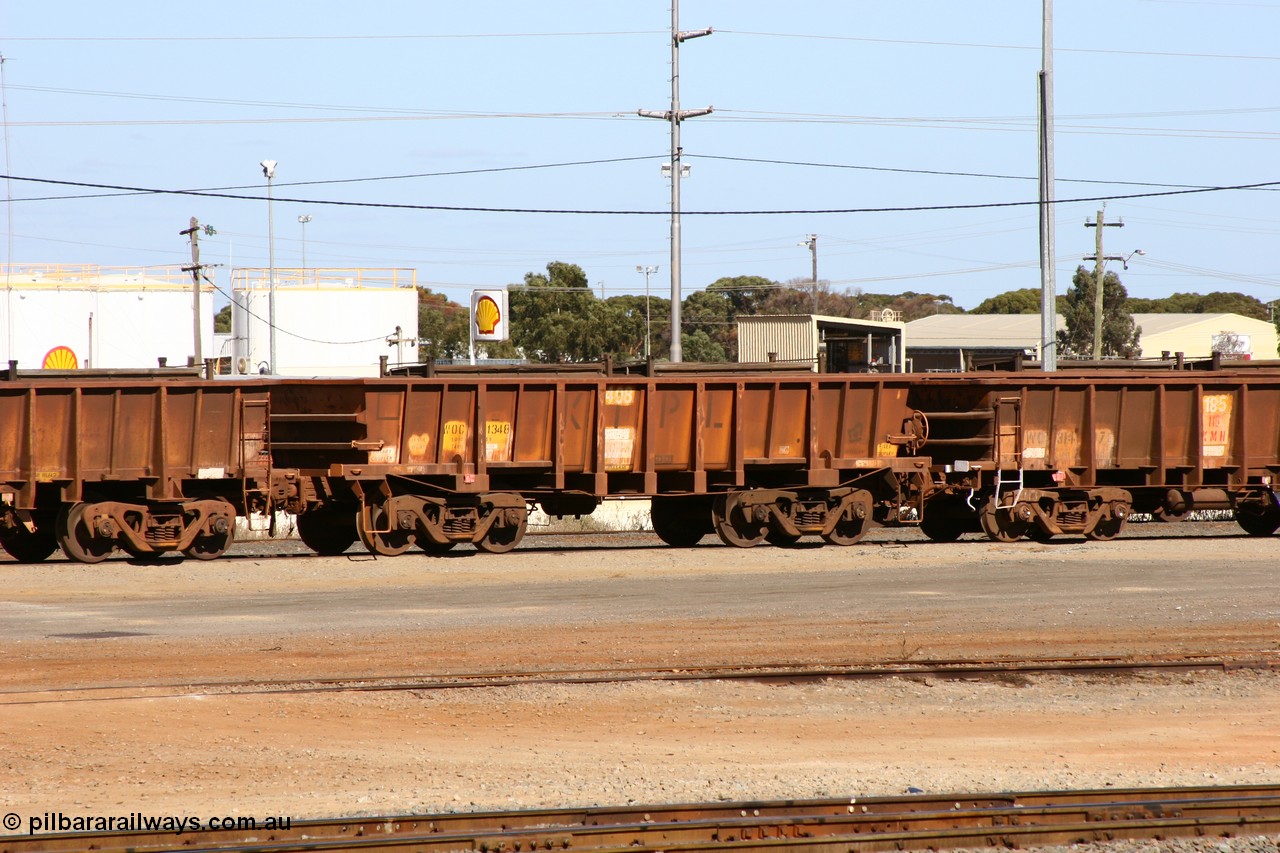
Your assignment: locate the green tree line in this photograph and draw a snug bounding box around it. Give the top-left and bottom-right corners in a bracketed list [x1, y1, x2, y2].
[212, 261, 1276, 364]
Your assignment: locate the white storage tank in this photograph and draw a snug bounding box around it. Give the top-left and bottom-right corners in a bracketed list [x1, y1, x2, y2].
[230, 267, 419, 377]
[0, 264, 215, 369]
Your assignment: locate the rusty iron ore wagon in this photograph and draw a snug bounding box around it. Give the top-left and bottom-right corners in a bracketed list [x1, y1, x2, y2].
[267, 373, 931, 556]
[911, 370, 1280, 542]
[4, 364, 1280, 563]
[0, 371, 291, 563]
[0, 369, 930, 562]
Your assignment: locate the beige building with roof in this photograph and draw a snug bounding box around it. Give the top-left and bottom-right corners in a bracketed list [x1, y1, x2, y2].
[904, 312, 1278, 371]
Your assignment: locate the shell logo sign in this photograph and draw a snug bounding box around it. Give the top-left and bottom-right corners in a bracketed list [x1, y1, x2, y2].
[471, 289, 509, 342]
[42, 346, 79, 369]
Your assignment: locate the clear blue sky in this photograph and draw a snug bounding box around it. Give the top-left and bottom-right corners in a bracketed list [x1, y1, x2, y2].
[3, 1, 1278, 311]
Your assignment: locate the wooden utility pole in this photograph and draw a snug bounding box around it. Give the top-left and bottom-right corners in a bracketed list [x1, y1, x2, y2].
[1084, 208, 1124, 359]
[180, 216, 206, 365]
[803, 234, 818, 313]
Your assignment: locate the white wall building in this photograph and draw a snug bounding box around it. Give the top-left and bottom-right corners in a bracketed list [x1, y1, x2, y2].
[0, 264, 216, 369]
[230, 268, 419, 377]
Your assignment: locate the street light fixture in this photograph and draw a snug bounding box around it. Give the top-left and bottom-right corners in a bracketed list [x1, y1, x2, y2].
[636, 265, 658, 360]
[260, 159, 277, 374]
[298, 214, 312, 270]
[1121, 249, 1145, 270]
[1082, 248, 1143, 359]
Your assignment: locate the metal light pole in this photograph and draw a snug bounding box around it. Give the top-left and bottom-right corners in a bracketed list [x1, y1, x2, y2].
[638, 1, 712, 362]
[298, 214, 312, 269]
[636, 264, 658, 359]
[1038, 0, 1057, 371]
[261, 159, 277, 374]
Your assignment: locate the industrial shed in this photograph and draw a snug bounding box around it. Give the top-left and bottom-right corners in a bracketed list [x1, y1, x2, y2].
[905, 312, 1278, 370]
[1132, 313, 1278, 361]
[736, 313, 907, 373]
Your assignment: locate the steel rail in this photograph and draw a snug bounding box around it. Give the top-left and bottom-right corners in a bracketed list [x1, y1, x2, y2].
[2, 652, 1276, 707]
[3, 786, 1279, 853]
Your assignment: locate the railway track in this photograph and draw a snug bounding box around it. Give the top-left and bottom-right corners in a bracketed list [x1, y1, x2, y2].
[2, 652, 1276, 706]
[3, 785, 1278, 853]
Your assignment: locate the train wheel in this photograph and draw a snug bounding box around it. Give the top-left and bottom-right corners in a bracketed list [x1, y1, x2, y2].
[182, 522, 235, 561]
[181, 502, 236, 561]
[418, 540, 457, 555]
[920, 515, 965, 542]
[475, 509, 527, 554]
[713, 495, 765, 548]
[1085, 503, 1130, 542]
[978, 501, 1027, 543]
[919, 498, 970, 543]
[356, 506, 413, 557]
[296, 510, 359, 556]
[0, 513, 59, 563]
[1026, 525, 1056, 542]
[55, 503, 115, 564]
[821, 493, 871, 546]
[822, 519, 867, 546]
[1235, 506, 1280, 537]
[1084, 516, 1125, 541]
[650, 498, 709, 547]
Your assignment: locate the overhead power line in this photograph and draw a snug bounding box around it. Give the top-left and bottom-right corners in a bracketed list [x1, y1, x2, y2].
[1, 31, 661, 42]
[4, 173, 1280, 215]
[9, 156, 669, 202]
[716, 30, 1280, 62]
[691, 154, 1269, 191]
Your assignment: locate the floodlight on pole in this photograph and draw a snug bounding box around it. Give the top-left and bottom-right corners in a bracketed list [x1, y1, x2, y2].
[636, 265, 658, 360]
[260, 159, 277, 374]
[298, 214, 312, 269]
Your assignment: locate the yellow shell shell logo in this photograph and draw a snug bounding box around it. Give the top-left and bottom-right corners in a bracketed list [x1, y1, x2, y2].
[42, 346, 78, 369]
[475, 295, 501, 335]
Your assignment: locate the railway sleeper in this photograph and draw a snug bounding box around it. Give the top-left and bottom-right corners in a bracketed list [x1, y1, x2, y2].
[55, 499, 237, 564]
[714, 488, 876, 548]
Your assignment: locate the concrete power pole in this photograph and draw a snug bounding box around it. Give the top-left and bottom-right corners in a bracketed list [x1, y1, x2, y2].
[638, 0, 712, 363]
[1084, 208, 1124, 360]
[1038, 0, 1057, 371]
